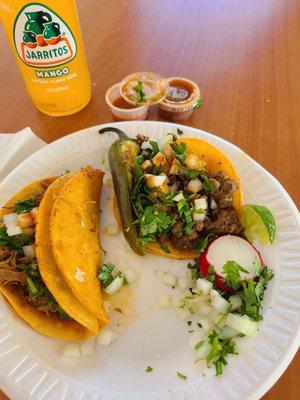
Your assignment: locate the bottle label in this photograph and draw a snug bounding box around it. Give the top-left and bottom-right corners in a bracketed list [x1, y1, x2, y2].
[13, 3, 77, 68]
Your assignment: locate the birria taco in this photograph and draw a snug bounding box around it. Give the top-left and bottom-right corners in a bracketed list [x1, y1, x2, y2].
[50, 167, 109, 325]
[0, 167, 108, 340]
[100, 127, 243, 259]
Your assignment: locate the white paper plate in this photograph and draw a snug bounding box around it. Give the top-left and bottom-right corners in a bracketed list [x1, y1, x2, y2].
[0, 121, 299, 400]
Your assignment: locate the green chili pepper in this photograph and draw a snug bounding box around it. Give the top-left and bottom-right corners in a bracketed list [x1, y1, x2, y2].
[99, 127, 144, 255]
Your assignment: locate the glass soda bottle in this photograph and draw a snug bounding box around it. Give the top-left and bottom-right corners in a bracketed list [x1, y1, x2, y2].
[0, 0, 91, 116]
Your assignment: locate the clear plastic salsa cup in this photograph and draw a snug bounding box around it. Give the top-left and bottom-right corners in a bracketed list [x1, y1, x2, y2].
[157, 77, 201, 121]
[105, 83, 149, 121]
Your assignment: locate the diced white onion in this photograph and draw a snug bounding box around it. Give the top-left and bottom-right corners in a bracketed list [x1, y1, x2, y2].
[189, 329, 206, 349]
[3, 213, 18, 226]
[194, 197, 208, 210]
[187, 178, 202, 193]
[220, 326, 239, 340]
[23, 245, 35, 258]
[210, 198, 218, 209]
[158, 293, 172, 308]
[62, 344, 81, 357]
[198, 318, 214, 332]
[169, 159, 181, 174]
[162, 144, 175, 163]
[158, 134, 174, 150]
[146, 174, 166, 188]
[197, 304, 215, 316]
[18, 213, 34, 228]
[210, 289, 230, 314]
[103, 300, 112, 314]
[155, 270, 178, 287]
[141, 141, 152, 150]
[6, 225, 23, 236]
[152, 152, 167, 168]
[80, 340, 95, 356]
[229, 295, 242, 311]
[122, 266, 138, 285]
[105, 275, 124, 295]
[185, 153, 200, 170]
[196, 278, 213, 294]
[98, 329, 118, 346]
[106, 223, 119, 235]
[173, 192, 185, 202]
[195, 341, 212, 361]
[226, 313, 257, 336]
[213, 313, 226, 329]
[178, 276, 193, 291]
[175, 307, 191, 320]
[141, 159, 152, 171]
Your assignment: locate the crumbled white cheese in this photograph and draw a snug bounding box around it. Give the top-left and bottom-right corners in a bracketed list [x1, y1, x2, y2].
[74, 267, 86, 282]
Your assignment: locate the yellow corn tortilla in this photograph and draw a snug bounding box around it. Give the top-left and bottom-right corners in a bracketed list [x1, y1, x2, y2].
[36, 173, 99, 333]
[114, 136, 243, 260]
[0, 178, 92, 341]
[50, 167, 109, 325]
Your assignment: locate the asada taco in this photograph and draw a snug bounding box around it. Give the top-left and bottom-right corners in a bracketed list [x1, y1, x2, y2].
[100, 128, 243, 259]
[50, 167, 109, 325]
[0, 177, 92, 341]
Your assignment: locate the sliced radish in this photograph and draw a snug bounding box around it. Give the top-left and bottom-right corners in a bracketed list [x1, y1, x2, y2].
[199, 235, 263, 291]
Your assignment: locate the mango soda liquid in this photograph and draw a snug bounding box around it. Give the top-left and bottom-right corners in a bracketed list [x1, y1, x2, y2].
[0, 0, 91, 116]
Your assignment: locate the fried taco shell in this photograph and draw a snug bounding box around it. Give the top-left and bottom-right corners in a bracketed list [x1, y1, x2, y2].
[0, 178, 92, 341]
[50, 167, 109, 325]
[36, 173, 99, 333]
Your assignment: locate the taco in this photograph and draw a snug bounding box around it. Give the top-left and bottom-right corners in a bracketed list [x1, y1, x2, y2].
[36, 173, 100, 333]
[100, 127, 243, 259]
[0, 178, 91, 341]
[50, 167, 109, 324]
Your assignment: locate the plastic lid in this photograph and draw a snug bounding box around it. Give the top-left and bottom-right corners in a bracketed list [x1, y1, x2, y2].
[120, 72, 168, 106]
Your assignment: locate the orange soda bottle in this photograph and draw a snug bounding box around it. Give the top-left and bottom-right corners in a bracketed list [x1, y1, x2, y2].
[0, 0, 91, 116]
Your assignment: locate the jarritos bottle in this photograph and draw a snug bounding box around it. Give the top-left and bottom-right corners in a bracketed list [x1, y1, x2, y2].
[0, 0, 91, 116]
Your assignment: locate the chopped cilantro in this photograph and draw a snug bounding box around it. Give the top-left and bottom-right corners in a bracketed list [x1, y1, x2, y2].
[187, 320, 192, 326]
[139, 205, 175, 245]
[64, 169, 71, 174]
[177, 198, 195, 234]
[198, 233, 215, 253]
[98, 262, 115, 287]
[222, 261, 248, 290]
[241, 265, 274, 321]
[197, 322, 203, 328]
[14, 198, 36, 214]
[193, 99, 202, 110]
[149, 140, 159, 154]
[200, 173, 214, 191]
[26, 277, 38, 295]
[177, 371, 187, 380]
[207, 265, 216, 283]
[205, 331, 238, 376]
[0, 226, 32, 254]
[160, 244, 170, 253]
[187, 260, 200, 280]
[145, 366, 153, 373]
[177, 128, 183, 135]
[133, 80, 145, 104]
[173, 142, 187, 162]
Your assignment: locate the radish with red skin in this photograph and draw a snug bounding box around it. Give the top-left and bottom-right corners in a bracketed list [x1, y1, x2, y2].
[199, 235, 263, 292]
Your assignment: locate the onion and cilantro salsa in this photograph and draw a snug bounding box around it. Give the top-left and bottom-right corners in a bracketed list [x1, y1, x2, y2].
[0, 192, 69, 319]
